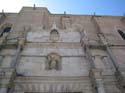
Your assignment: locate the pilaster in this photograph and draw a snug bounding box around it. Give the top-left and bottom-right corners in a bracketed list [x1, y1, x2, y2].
[0, 69, 16, 93]
[81, 33, 106, 93]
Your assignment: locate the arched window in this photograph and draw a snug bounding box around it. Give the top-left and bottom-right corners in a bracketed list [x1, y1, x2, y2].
[118, 29, 125, 40]
[0, 23, 12, 37]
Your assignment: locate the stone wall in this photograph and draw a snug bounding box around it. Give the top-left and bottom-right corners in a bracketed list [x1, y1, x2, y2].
[0, 7, 124, 93]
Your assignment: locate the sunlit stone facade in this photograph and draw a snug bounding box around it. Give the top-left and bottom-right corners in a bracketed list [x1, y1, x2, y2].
[0, 7, 125, 93]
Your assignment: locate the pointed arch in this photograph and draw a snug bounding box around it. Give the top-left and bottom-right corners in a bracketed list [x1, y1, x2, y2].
[117, 29, 125, 40]
[0, 23, 12, 37]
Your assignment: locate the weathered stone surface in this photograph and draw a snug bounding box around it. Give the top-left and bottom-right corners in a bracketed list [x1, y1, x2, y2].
[27, 31, 81, 43]
[0, 6, 124, 93]
[16, 57, 89, 76]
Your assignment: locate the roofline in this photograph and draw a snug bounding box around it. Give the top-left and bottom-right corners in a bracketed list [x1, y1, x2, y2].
[0, 6, 124, 17]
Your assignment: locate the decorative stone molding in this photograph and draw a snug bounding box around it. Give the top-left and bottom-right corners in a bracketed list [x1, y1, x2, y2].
[97, 33, 108, 45]
[0, 69, 15, 76]
[14, 83, 91, 93]
[26, 43, 81, 48]
[14, 76, 92, 93]
[14, 76, 92, 92]
[90, 69, 103, 79]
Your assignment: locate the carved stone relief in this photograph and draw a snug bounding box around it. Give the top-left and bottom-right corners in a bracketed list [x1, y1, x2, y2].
[46, 52, 61, 70]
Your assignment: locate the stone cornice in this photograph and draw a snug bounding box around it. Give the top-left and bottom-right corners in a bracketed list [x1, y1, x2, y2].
[25, 42, 82, 48]
[15, 76, 90, 82]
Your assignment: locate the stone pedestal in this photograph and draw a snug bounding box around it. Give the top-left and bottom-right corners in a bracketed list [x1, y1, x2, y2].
[93, 55, 105, 69]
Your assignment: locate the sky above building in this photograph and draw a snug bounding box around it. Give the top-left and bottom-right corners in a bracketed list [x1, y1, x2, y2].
[0, 0, 125, 16]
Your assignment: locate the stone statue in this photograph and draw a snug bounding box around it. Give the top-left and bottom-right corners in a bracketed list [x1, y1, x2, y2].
[46, 53, 61, 70]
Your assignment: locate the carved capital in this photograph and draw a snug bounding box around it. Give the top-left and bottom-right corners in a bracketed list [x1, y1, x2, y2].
[89, 68, 103, 79]
[91, 49, 106, 57]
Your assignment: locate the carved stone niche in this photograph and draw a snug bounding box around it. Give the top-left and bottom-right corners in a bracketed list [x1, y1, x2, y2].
[50, 29, 60, 42]
[46, 52, 61, 70]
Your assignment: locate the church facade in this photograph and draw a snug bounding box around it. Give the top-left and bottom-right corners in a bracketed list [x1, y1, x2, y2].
[0, 7, 125, 93]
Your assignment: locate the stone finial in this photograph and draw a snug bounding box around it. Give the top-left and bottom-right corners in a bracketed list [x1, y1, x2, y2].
[121, 14, 125, 23]
[91, 12, 96, 20]
[123, 13, 125, 16]
[94, 12, 96, 16]
[64, 11, 66, 16]
[2, 9, 6, 16]
[64, 11, 66, 14]
[2, 9, 4, 13]
[33, 4, 36, 10]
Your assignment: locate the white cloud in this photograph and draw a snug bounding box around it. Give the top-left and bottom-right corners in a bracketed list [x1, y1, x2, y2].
[0, 0, 37, 12]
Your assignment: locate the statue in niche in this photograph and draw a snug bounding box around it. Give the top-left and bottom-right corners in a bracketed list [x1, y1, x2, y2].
[46, 52, 61, 70]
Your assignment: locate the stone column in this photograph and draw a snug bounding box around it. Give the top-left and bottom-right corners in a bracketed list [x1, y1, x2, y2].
[90, 69, 106, 93]
[89, 49, 106, 93]
[96, 79, 105, 93]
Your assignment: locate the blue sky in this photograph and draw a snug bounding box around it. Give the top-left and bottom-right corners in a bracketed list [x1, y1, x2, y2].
[0, 0, 125, 16]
